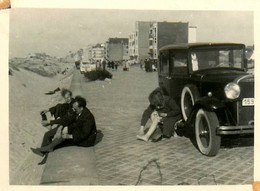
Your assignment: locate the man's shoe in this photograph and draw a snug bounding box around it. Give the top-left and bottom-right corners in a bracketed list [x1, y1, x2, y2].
[30, 148, 44, 157]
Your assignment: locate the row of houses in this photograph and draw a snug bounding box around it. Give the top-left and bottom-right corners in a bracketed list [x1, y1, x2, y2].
[78, 21, 197, 64]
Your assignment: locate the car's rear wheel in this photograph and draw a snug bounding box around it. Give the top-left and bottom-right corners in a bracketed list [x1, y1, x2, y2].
[181, 85, 199, 121]
[195, 109, 221, 156]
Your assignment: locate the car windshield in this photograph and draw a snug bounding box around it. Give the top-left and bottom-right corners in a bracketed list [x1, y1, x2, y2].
[190, 47, 244, 71]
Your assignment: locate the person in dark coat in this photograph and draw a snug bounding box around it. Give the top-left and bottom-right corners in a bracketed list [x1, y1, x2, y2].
[31, 96, 97, 157]
[41, 88, 74, 121]
[40, 88, 76, 147]
[102, 60, 106, 70]
[137, 88, 181, 142]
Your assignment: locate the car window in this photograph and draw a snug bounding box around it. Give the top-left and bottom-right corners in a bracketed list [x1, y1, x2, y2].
[159, 51, 169, 74]
[190, 48, 244, 71]
[170, 52, 188, 75]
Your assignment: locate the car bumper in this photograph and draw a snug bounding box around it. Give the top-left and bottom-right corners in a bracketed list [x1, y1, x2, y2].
[217, 125, 254, 135]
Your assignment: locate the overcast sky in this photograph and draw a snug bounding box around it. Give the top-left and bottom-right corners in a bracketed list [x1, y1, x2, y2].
[9, 9, 254, 58]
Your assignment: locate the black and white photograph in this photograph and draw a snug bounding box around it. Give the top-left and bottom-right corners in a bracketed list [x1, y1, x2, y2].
[3, 1, 257, 188]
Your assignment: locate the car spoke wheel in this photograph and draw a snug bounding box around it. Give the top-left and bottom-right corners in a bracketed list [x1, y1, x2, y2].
[195, 109, 221, 156]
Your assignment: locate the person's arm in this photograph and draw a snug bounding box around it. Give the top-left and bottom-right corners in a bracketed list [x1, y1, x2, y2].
[48, 105, 58, 116]
[140, 105, 153, 126]
[49, 111, 76, 126]
[68, 115, 95, 144]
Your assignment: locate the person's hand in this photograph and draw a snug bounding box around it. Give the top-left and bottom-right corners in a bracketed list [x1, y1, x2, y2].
[159, 113, 167, 117]
[53, 132, 61, 139]
[61, 127, 73, 139]
[41, 120, 50, 127]
[54, 128, 62, 139]
[41, 110, 49, 114]
[61, 127, 68, 139]
[53, 126, 63, 139]
[62, 126, 68, 135]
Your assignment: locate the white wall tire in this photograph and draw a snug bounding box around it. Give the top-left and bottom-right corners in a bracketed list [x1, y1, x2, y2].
[195, 109, 221, 156]
[181, 85, 199, 121]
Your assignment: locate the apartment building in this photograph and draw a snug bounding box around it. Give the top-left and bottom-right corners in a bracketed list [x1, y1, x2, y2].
[129, 21, 193, 63]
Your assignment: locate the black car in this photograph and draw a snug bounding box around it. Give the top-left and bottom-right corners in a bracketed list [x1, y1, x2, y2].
[158, 43, 254, 156]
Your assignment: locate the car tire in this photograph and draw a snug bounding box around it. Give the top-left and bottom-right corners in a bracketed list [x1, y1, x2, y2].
[181, 85, 200, 121]
[195, 109, 221, 156]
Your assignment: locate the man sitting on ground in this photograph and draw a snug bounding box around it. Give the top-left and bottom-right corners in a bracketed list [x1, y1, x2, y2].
[31, 96, 97, 158]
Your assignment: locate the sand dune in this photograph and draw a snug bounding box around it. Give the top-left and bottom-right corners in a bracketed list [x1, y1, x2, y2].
[9, 63, 74, 184]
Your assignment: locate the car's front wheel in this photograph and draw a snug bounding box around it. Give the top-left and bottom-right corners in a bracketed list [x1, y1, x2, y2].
[195, 109, 221, 156]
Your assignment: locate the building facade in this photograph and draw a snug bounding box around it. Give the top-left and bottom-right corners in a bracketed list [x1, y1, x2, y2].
[107, 38, 129, 61]
[129, 21, 189, 64]
[188, 26, 197, 43]
[149, 22, 189, 59]
[91, 43, 105, 62]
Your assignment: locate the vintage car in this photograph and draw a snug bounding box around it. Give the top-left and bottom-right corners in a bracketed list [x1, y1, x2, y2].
[158, 43, 254, 156]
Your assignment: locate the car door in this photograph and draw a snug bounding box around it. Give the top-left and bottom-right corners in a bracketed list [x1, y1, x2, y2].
[158, 50, 171, 95]
[168, 50, 189, 105]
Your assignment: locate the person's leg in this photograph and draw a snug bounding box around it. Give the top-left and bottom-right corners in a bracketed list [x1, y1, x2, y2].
[41, 126, 59, 147]
[161, 115, 181, 138]
[137, 111, 161, 142]
[39, 137, 64, 152]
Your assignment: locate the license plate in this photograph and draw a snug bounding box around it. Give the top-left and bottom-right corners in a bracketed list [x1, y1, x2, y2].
[242, 98, 254, 106]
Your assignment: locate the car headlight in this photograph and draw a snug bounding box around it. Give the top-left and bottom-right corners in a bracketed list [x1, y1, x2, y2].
[224, 82, 240, 99]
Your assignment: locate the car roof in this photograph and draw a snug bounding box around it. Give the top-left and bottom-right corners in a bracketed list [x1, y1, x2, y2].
[159, 42, 245, 51]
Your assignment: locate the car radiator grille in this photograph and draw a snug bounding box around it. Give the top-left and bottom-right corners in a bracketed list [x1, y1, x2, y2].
[237, 78, 254, 125]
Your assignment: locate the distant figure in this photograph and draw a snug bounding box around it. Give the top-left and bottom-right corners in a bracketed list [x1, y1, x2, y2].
[114, 62, 118, 71]
[107, 61, 111, 70]
[137, 88, 181, 142]
[123, 60, 129, 71]
[102, 60, 106, 70]
[111, 61, 115, 70]
[31, 96, 97, 158]
[144, 59, 149, 72]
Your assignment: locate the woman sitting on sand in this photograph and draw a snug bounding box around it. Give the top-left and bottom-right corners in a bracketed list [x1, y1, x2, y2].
[137, 88, 181, 142]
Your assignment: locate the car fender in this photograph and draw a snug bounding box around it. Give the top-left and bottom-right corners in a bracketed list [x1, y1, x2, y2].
[194, 96, 225, 112]
[183, 98, 226, 136]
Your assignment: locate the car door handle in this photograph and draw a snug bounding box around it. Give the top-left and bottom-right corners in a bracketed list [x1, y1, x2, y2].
[165, 76, 172, 80]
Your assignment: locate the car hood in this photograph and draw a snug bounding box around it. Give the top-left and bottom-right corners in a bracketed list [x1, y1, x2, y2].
[191, 69, 250, 83]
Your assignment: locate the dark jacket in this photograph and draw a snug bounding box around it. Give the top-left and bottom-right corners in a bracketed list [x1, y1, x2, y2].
[49, 99, 76, 127]
[68, 107, 97, 147]
[141, 95, 180, 126]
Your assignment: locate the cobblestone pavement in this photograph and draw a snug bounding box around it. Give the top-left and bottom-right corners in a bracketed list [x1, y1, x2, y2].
[79, 66, 253, 185]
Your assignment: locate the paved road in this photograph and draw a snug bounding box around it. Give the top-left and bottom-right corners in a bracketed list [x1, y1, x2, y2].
[77, 66, 254, 185]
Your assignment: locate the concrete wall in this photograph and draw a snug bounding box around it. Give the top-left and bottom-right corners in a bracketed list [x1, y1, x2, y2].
[188, 26, 197, 43]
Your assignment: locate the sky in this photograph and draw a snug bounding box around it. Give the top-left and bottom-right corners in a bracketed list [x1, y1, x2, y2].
[9, 9, 254, 58]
